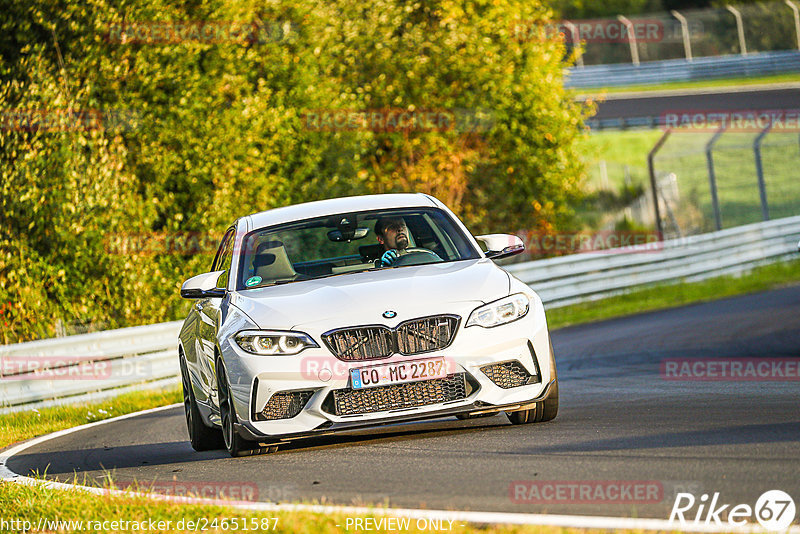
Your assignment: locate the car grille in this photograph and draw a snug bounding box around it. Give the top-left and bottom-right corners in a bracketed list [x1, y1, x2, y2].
[322, 315, 459, 361]
[327, 373, 468, 416]
[254, 390, 314, 421]
[481, 361, 537, 389]
[396, 316, 459, 355]
[323, 326, 394, 361]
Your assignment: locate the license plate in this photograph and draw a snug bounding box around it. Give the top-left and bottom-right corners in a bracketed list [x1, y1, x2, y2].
[350, 357, 447, 390]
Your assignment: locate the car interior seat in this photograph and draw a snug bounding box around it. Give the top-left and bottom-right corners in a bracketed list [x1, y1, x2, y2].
[252, 241, 298, 282]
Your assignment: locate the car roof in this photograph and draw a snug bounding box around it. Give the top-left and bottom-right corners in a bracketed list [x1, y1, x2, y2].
[244, 193, 441, 231]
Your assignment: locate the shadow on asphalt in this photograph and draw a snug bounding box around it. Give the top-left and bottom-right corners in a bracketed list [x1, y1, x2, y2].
[8, 414, 513, 477]
[526, 421, 800, 454]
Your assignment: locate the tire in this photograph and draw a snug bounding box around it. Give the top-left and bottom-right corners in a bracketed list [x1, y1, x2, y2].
[507, 339, 559, 424]
[216, 359, 279, 457]
[180, 354, 224, 451]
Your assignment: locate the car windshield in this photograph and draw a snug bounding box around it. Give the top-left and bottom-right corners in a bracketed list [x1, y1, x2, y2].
[237, 207, 480, 290]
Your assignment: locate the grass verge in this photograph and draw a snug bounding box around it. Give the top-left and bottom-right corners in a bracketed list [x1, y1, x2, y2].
[4, 480, 591, 534]
[0, 386, 181, 448]
[547, 258, 800, 330]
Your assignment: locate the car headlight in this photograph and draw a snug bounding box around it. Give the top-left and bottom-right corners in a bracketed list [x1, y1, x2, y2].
[234, 330, 318, 355]
[466, 293, 530, 328]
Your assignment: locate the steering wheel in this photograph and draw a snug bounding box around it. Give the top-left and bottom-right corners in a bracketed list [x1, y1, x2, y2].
[392, 248, 444, 267]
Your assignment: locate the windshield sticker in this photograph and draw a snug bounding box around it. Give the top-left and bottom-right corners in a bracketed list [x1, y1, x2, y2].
[245, 276, 262, 287]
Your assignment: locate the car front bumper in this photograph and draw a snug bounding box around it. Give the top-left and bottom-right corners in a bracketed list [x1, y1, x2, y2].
[221, 303, 555, 443]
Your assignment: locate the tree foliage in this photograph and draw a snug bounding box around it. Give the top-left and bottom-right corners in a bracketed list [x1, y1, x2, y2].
[0, 0, 589, 343]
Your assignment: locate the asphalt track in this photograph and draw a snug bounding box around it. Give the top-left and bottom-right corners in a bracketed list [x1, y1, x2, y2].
[6, 285, 800, 520]
[590, 85, 800, 122]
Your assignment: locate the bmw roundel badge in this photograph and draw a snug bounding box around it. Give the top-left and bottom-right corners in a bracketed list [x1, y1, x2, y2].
[382, 310, 397, 319]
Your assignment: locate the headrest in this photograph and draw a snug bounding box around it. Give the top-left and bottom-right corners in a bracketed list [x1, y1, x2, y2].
[252, 240, 296, 281]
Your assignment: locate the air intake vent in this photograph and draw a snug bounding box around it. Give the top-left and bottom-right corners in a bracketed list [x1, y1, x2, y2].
[481, 361, 538, 389]
[254, 390, 314, 421]
[325, 373, 469, 416]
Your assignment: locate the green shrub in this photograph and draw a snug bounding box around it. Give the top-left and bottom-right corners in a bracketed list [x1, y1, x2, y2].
[0, 0, 589, 343]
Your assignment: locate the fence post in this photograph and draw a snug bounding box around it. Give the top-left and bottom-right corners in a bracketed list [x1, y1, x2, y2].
[753, 124, 772, 221]
[706, 128, 726, 231]
[617, 15, 640, 65]
[671, 10, 693, 61]
[563, 21, 584, 68]
[786, 0, 800, 50]
[725, 6, 748, 56]
[648, 129, 671, 238]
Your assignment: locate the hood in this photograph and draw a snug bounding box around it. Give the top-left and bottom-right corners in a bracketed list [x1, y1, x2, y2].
[230, 258, 510, 330]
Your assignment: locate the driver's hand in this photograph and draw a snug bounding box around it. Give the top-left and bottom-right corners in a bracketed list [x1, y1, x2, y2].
[380, 249, 399, 267]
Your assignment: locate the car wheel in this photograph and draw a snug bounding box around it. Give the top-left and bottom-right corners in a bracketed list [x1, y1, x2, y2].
[180, 354, 224, 451]
[507, 339, 559, 424]
[216, 359, 279, 457]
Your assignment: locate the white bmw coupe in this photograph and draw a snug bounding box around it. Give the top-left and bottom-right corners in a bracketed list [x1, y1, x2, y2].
[179, 193, 558, 456]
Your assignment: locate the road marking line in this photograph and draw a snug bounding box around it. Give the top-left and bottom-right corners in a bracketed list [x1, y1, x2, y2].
[1, 404, 797, 533]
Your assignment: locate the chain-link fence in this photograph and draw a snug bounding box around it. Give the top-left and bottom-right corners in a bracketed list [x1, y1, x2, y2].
[566, 0, 800, 66]
[649, 130, 800, 239]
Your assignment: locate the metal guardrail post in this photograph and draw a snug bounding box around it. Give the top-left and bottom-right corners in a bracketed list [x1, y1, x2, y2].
[706, 128, 726, 231]
[563, 21, 584, 68]
[786, 0, 800, 50]
[671, 10, 693, 61]
[617, 15, 640, 66]
[726, 6, 748, 56]
[754, 124, 772, 221]
[648, 129, 671, 238]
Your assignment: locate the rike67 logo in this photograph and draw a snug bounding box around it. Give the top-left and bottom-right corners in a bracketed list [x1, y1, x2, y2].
[670, 490, 796, 531]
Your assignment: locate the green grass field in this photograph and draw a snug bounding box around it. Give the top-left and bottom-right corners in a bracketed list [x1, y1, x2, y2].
[5, 480, 576, 534]
[579, 129, 663, 190]
[579, 128, 800, 234]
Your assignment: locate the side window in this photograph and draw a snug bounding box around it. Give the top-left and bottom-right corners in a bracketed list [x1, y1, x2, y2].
[212, 228, 236, 289]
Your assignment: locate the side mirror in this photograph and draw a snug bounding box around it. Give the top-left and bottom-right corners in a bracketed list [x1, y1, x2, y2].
[476, 234, 525, 260]
[181, 270, 227, 299]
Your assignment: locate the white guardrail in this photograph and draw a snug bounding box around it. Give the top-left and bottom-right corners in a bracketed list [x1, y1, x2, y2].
[1, 216, 799, 411]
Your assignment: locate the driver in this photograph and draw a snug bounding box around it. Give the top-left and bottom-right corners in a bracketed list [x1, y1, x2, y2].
[375, 216, 410, 266]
